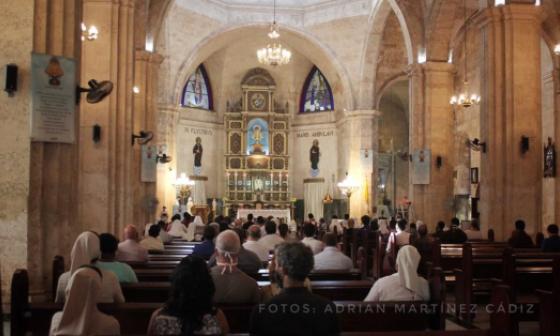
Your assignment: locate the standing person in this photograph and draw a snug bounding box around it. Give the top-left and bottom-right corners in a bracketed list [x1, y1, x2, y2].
[55, 232, 124, 304]
[250, 242, 339, 335]
[147, 256, 229, 335]
[507, 220, 534, 248]
[96, 233, 138, 283]
[116, 225, 149, 262]
[243, 213, 255, 231]
[50, 267, 120, 336]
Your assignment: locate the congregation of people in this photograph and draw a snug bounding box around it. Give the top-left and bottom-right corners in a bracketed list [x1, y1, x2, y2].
[49, 208, 560, 335]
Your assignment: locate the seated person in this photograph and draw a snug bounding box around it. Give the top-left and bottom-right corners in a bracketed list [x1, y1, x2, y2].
[395, 219, 411, 247]
[116, 225, 148, 262]
[55, 231, 124, 304]
[192, 225, 218, 260]
[147, 256, 229, 335]
[250, 242, 339, 335]
[301, 223, 324, 255]
[432, 221, 446, 240]
[243, 224, 270, 262]
[465, 220, 484, 240]
[412, 223, 433, 255]
[440, 218, 468, 244]
[96, 233, 138, 283]
[508, 219, 534, 248]
[140, 225, 164, 251]
[208, 228, 262, 276]
[259, 220, 285, 252]
[168, 214, 190, 240]
[50, 267, 120, 335]
[156, 220, 173, 243]
[314, 233, 353, 271]
[542, 224, 560, 252]
[210, 230, 260, 304]
[364, 245, 429, 301]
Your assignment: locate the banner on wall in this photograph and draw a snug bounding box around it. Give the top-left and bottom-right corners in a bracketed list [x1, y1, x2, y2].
[30, 53, 76, 143]
[411, 149, 431, 185]
[141, 145, 157, 182]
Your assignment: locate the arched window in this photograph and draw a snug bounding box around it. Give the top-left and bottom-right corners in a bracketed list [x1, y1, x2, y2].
[181, 65, 213, 110]
[300, 66, 334, 113]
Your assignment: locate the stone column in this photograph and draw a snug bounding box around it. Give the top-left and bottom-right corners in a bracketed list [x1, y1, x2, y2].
[26, 0, 83, 298]
[79, 0, 136, 236]
[478, 3, 542, 240]
[409, 62, 456, 228]
[336, 110, 379, 217]
[132, 50, 164, 229]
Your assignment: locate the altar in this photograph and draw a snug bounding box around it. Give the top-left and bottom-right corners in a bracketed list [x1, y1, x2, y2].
[237, 208, 291, 224]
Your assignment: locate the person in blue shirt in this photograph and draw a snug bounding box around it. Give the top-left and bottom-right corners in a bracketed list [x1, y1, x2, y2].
[542, 224, 560, 252]
[95, 233, 138, 283]
[192, 225, 218, 260]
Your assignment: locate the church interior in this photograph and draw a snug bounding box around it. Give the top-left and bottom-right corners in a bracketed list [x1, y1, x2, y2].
[1, 0, 560, 335]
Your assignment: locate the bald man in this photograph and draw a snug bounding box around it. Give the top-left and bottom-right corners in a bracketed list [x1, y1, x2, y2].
[211, 230, 260, 304]
[116, 225, 148, 262]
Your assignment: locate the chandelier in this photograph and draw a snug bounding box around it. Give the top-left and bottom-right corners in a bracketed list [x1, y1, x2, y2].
[450, 0, 480, 108]
[257, 0, 292, 66]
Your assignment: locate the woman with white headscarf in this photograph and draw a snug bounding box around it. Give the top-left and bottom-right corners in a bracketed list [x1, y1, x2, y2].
[364, 245, 429, 301]
[50, 266, 120, 335]
[55, 232, 125, 303]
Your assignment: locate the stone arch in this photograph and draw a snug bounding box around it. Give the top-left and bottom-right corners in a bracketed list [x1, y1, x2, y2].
[357, 0, 419, 109]
[169, 23, 355, 112]
[425, 0, 462, 62]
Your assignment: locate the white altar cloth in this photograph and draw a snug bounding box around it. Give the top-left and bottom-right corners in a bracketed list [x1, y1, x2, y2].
[237, 208, 291, 224]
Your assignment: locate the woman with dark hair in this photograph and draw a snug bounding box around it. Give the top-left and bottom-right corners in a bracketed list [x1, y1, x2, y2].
[147, 256, 229, 335]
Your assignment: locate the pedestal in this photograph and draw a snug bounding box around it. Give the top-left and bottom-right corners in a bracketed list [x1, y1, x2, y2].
[304, 178, 325, 220]
[190, 175, 208, 206]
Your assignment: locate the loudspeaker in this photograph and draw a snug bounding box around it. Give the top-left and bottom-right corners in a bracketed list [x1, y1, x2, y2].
[4, 64, 18, 96]
[93, 124, 101, 143]
[521, 136, 530, 154]
[436, 156, 443, 168]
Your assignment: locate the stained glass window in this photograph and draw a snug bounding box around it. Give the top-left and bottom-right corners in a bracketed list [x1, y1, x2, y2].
[300, 66, 334, 113]
[181, 65, 213, 110]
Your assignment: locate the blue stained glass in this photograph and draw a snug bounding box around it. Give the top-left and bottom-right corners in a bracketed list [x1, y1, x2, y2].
[300, 67, 334, 113]
[181, 65, 213, 110]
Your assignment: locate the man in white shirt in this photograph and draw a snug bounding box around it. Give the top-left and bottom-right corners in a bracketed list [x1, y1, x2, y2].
[329, 216, 343, 236]
[314, 233, 353, 271]
[395, 219, 411, 247]
[259, 220, 285, 252]
[301, 223, 324, 255]
[243, 225, 270, 262]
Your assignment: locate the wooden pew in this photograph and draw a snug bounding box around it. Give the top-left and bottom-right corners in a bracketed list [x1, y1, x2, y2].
[453, 243, 505, 322]
[119, 280, 374, 303]
[12, 268, 446, 335]
[537, 258, 560, 336]
[487, 254, 560, 336]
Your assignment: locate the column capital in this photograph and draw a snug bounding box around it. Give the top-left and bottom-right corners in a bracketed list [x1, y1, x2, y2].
[500, 3, 542, 22]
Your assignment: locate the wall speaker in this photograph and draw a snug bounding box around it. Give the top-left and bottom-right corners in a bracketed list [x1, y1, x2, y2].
[521, 136, 530, 154]
[93, 124, 101, 143]
[436, 156, 443, 168]
[4, 64, 18, 96]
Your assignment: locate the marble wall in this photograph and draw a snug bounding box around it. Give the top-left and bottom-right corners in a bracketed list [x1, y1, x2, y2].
[0, 0, 33, 310]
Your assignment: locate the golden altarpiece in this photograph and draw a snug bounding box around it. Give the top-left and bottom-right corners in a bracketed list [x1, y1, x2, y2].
[224, 68, 291, 213]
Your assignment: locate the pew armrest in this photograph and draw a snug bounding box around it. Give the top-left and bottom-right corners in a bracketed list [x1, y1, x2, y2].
[537, 289, 558, 336]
